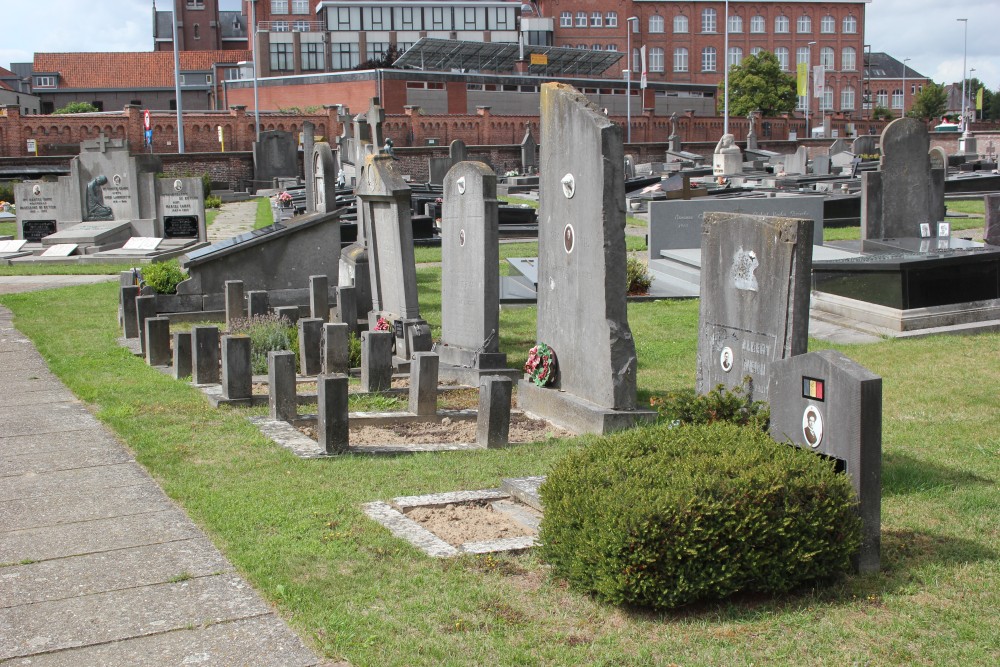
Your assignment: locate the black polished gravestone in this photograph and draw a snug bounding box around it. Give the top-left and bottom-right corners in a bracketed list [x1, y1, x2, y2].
[21, 220, 57, 243]
[768, 349, 882, 573]
[164, 216, 200, 238]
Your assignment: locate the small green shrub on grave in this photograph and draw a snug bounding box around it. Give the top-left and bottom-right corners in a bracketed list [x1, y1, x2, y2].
[348, 331, 362, 368]
[205, 195, 222, 209]
[626, 256, 652, 295]
[229, 313, 300, 375]
[650, 380, 770, 431]
[141, 261, 187, 294]
[538, 422, 861, 610]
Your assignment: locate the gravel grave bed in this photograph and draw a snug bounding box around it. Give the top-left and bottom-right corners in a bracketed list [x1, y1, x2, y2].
[296, 413, 569, 445]
[403, 501, 537, 546]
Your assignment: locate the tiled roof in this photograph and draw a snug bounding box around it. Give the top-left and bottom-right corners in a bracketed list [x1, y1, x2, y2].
[0, 65, 16, 78]
[33, 51, 252, 89]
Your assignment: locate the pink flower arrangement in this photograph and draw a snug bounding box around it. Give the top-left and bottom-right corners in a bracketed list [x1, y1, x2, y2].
[374, 317, 391, 332]
[524, 343, 557, 387]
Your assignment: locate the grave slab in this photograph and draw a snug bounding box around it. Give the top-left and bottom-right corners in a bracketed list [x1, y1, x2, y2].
[40, 220, 133, 246]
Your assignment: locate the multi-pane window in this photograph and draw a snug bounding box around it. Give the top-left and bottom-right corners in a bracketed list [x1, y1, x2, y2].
[429, 7, 447, 30]
[271, 0, 288, 13]
[291, 0, 308, 14]
[607, 43, 617, 51]
[632, 48, 641, 72]
[575, 11, 587, 27]
[750, 15, 765, 33]
[796, 46, 811, 65]
[843, 15, 857, 33]
[606, 12, 617, 27]
[797, 95, 807, 111]
[821, 15, 836, 33]
[366, 7, 387, 30]
[591, 12, 602, 27]
[493, 7, 511, 29]
[728, 47, 743, 67]
[892, 88, 903, 109]
[649, 15, 664, 33]
[876, 89, 888, 107]
[301, 42, 323, 70]
[269, 43, 293, 70]
[702, 46, 717, 72]
[728, 15, 742, 33]
[775, 47, 790, 70]
[821, 88, 833, 111]
[560, 11, 572, 27]
[273, 21, 289, 31]
[34, 75, 55, 87]
[673, 15, 688, 33]
[335, 7, 358, 30]
[775, 15, 789, 33]
[750, 46, 763, 56]
[674, 47, 689, 72]
[842, 47, 856, 71]
[702, 9, 717, 32]
[399, 7, 418, 30]
[367, 42, 388, 60]
[650, 47, 665, 72]
[797, 15, 811, 33]
[292, 20, 309, 31]
[331, 43, 359, 69]
[841, 86, 856, 110]
[591, 44, 602, 50]
[820, 47, 834, 68]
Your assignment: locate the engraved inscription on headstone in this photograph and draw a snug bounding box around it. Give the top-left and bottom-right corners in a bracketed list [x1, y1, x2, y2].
[164, 216, 199, 238]
[22, 220, 57, 243]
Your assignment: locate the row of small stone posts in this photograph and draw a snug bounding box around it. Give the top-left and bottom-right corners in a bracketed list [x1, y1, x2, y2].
[223, 275, 359, 336]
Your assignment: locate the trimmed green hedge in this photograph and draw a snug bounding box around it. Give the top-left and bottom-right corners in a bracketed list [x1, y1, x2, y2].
[538, 422, 861, 610]
[142, 261, 186, 295]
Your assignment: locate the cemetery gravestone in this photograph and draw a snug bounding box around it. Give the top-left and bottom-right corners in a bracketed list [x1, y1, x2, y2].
[253, 131, 298, 191]
[516, 83, 654, 434]
[360, 330, 393, 392]
[318, 374, 350, 454]
[322, 323, 350, 375]
[312, 143, 339, 214]
[520, 126, 538, 173]
[782, 146, 809, 175]
[428, 139, 469, 185]
[986, 194, 1000, 247]
[852, 135, 878, 157]
[221, 335, 253, 402]
[768, 349, 882, 573]
[303, 121, 316, 213]
[477, 376, 512, 449]
[696, 212, 813, 401]
[159, 178, 206, 240]
[191, 326, 221, 385]
[268, 351, 297, 421]
[173, 332, 193, 379]
[713, 134, 743, 176]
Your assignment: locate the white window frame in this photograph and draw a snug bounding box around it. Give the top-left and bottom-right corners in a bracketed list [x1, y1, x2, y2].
[843, 16, 857, 34]
[842, 47, 856, 71]
[728, 47, 743, 68]
[775, 15, 789, 33]
[674, 47, 689, 72]
[797, 15, 811, 33]
[591, 12, 602, 27]
[821, 15, 836, 33]
[575, 11, 587, 27]
[820, 47, 835, 69]
[728, 15, 743, 33]
[673, 15, 688, 33]
[560, 12, 572, 28]
[605, 12, 618, 28]
[649, 15, 664, 33]
[775, 47, 790, 71]
[841, 87, 855, 110]
[796, 47, 811, 65]
[649, 47, 665, 72]
[750, 16, 765, 33]
[702, 46, 717, 72]
[290, 0, 309, 15]
[891, 89, 903, 109]
[271, 0, 288, 14]
[702, 9, 717, 33]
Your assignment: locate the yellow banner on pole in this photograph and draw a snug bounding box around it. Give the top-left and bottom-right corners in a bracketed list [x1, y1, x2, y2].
[797, 63, 808, 97]
[976, 87, 984, 111]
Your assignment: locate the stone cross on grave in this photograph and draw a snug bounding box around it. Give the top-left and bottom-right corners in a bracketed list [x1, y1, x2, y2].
[84, 133, 112, 153]
[365, 98, 386, 154]
[337, 106, 353, 142]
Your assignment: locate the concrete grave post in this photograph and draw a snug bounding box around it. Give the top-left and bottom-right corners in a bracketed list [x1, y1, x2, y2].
[516, 83, 654, 434]
[309, 275, 330, 321]
[696, 212, 813, 401]
[434, 161, 512, 383]
[145, 317, 171, 366]
[221, 335, 253, 401]
[360, 330, 393, 392]
[274, 306, 299, 325]
[334, 285, 358, 335]
[121, 285, 140, 338]
[986, 193, 1000, 247]
[224, 280, 245, 329]
[135, 295, 158, 355]
[247, 290, 270, 318]
[172, 331, 192, 379]
[477, 375, 513, 449]
[318, 374, 350, 454]
[298, 317, 324, 376]
[322, 322, 351, 375]
[355, 153, 432, 361]
[268, 350, 297, 421]
[191, 325, 221, 385]
[768, 349, 882, 573]
[408, 352, 439, 416]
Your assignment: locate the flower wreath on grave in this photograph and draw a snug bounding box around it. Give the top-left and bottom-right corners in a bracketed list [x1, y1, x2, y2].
[524, 343, 557, 387]
[374, 316, 391, 332]
[277, 191, 293, 206]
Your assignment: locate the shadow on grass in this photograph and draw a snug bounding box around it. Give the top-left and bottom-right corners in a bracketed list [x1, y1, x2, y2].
[881, 451, 993, 496]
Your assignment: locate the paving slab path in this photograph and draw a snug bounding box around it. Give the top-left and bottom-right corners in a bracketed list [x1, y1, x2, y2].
[0, 291, 331, 665]
[207, 199, 263, 242]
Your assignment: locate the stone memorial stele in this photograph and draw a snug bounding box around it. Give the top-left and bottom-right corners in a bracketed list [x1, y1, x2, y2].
[861, 118, 945, 239]
[712, 133, 743, 176]
[253, 130, 298, 191]
[355, 153, 432, 362]
[768, 349, 882, 573]
[520, 126, 538, 173]
[696, 212, 813, 401]
[782, 145, 809, 175]
[434, 161, 513, 383]
[312, 142, 339, 214]
[516, 82, 654, 434]
[985, 194, 1000, 247]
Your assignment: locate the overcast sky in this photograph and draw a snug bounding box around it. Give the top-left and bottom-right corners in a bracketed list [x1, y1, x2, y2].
[2, 0, 998, 90]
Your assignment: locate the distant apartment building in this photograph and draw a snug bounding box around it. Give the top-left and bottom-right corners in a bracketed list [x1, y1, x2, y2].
[863, 52, 930, 117]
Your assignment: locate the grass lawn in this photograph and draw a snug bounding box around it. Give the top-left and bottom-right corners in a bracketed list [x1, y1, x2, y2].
[255, 197, 275, 229]
[0, 221, 14, 237]
[1, 270, 998, 666]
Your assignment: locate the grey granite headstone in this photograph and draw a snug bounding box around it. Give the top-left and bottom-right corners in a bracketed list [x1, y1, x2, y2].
[520, 126, 538, 173]
[477, 375, 512, 449]
[434, 161, 510, 382]
[309, 275, 329, 321]
[356, 154, 431, 361]
[221, 335, 252, 401]
[303, 121, 316, 214]
[313, 142, 339, 214]
[158, 177, 206, 241]
[829, 138, 848, 155]
[339, 244, 372, 325]
[322, 322, 350, 375]
[360, 330, 393, 393]
[861, 118, 945, 239]
[408, 352, 439, 417]
[253, 130, 298, 191]
[274, 306, 299, 325]
[172, 331, 192, 379]
[852, 135, 878, 157]
[813, 154, 831, 176]
[225, 280, 245, 329]
[135, 295, 158, 355]
[318, 374, 350, 454]
[145, 317, 171, 366]
[696, 212, 813, 401]
[986, 194, 1000, 247]
[298, 317, 324, 376]
[515, 83, 653, 434]
[334, 285, 358, 335]
[191, 325, 221, 385]
[768, 349, 882, 573]
[247, 290, 269, 318]
[121, 285, 140, 338]
[782, 146, 809, 175]
[268, 350, 297, 421]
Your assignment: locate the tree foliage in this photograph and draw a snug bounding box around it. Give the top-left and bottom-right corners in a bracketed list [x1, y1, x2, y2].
[718, 51, 797, 117]
[355, 44, 403, 70]
[907, 82, 948, 120]
[53, 102, 99, 114]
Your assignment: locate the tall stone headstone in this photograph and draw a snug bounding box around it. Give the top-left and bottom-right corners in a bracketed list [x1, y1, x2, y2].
[312, 142, 339, 214]
[520, 126, 538, 173]
[428, 139, 470, 185]
[782, 145, 809, 175]
[355, 154, 431, 361]
[434, 161, 511, 383]
[851, 135, 878, 157]
[696, 212, 813, 401]
[253, 131, 298, 191]
[861, 118, 945, 239]
[746, 111, 758, 151]
[516, 83, 654, 434]
[985, 193, 1000, 247]
[768, 349, 882, 573]
[302, 121, 316, 214]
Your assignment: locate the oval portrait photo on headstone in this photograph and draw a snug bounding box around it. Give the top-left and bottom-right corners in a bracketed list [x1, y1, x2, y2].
[802, 405, 824, 448]
[459, 229, 466, 247]
[719, 346, 734, 373]
[173, 179, 183, 192]
[563, 224, 575, 254]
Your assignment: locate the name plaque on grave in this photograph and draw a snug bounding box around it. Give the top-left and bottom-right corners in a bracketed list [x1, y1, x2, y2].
[18, 195, 59, 218]
[104, 182, 132, 207]
[164, 216, 199, 238]
[703, 325, 778, 389]
[22, 220, 57, 243]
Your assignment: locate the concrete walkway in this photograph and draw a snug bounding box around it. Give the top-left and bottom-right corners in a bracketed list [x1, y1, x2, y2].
[207, 199, 262, 242]
[0, 284, 328, 665]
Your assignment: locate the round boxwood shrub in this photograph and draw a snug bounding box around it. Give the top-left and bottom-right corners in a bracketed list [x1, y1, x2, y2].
[141, 261, 187, 294]
[538, 422, 861, 610]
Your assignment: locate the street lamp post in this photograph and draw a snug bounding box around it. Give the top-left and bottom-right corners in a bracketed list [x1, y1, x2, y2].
[723, 0, 730, 135]
[969, 67, 977, 121]
[625, 16, 639, 143]
[172, 0, 185, 153]
[958, 18, 968, 132]
[250, 0, 261, 142]
[902, 57, 910, 116]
